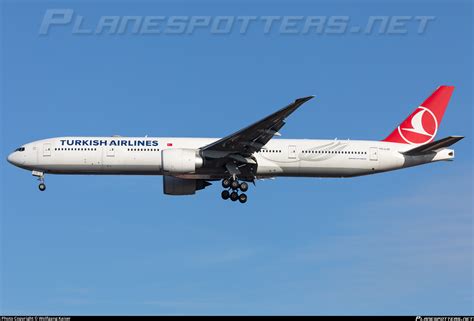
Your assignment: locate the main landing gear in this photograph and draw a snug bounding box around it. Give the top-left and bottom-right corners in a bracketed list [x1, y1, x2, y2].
[33, 170, 46, 191]
[221, 178, 248, 203]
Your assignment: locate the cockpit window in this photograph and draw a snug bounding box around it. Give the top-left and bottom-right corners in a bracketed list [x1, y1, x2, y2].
[15, 147, 25, 152]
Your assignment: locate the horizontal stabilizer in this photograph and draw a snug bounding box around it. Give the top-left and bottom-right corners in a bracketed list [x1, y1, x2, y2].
[401, 136, 464, 155]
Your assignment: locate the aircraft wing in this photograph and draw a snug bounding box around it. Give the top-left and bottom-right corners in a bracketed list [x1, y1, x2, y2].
[200, 96, 314, 158]
[402, 136, 464, 155]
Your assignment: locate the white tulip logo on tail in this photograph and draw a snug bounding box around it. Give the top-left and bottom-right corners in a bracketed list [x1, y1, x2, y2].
[383, 86, 454, 145]
[397, 106, 438, 145]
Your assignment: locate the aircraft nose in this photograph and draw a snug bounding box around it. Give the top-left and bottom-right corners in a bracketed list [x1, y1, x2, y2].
[7, 152, 18, 165]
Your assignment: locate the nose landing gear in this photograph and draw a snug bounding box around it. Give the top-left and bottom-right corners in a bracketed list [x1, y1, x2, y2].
[33, 170, 46, 192]
[221, 177, 248, 203]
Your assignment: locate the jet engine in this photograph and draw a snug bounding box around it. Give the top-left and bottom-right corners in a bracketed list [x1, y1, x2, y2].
[163, 176, 211, 195]
[161, 148, 203, 174]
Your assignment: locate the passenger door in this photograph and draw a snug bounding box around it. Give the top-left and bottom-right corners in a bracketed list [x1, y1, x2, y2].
[106, 146, 115, 157]
[103, 146, 119, 171]
[370, 147, 378, 161]
[288, 145, 297, 159]
[43, 143, 51, 157]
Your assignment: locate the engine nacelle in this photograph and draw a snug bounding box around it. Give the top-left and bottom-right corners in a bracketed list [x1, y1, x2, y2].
[163, 176, 211, 195]
[161, 148, 203, 174]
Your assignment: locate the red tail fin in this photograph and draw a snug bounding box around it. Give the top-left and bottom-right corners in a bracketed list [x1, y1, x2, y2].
[383, 86, 455, 145]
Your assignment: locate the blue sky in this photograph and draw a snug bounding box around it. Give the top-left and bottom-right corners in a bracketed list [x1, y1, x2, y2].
[1, 0, 472, 315]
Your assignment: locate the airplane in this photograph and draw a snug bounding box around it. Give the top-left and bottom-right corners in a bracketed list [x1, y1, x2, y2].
[7, 85, 463, 203]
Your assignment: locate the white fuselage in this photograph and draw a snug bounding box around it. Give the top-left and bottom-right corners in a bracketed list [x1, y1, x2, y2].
[7, 136, 455, 179]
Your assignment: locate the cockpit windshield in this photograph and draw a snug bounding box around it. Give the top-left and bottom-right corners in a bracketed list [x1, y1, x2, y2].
[15, 147, 25, 152]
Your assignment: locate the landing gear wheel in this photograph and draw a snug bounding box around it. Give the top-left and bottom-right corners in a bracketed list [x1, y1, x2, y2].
[239, 182, 248, 192]
[38, 183, 46, 191]
[239, 193, 247, 203]
[222, 178, 231, 189]
[221, 190, 230, 200]
[230, 191, 239, 202]
[230, 180, 240, 190]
